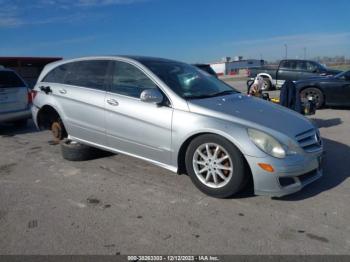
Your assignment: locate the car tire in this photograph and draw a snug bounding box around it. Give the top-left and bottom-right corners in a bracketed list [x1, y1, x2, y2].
[300, 87, 324, 109]
[61, 139, 105, 161]
[13, 119, 27, 128]
[185, 134, 248, 198]
[261, 78, 271, 91]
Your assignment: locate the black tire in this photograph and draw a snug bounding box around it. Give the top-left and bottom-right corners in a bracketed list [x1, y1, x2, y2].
[300, 87, 324, 109]
[13, 119, 27, 128]
[61, 139, 107, 161]
[185, 134, 248, 198]
[261, 78, 271, 91]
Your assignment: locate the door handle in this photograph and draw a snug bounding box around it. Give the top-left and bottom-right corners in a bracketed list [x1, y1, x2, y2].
[59, 89, 67, 94]
[107, 99, 119, 106]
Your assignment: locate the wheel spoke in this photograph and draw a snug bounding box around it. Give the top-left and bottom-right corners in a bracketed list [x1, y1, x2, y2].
[196, 149, 208, 160]
[217, 164, 232, 171]
[212, 173, 218, 184]
[198, 167, 208, 174]
[205, 144, 212, 157]
[216, 170, 228, 181]
[194, 160, 206, 166]
[217, 155, 229, 163]
[213, 146, 220, 158]
[205, 172, 212, 182]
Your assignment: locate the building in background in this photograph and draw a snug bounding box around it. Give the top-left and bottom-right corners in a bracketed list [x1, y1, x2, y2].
[210, 56, 264, 76]
[0, 57, 62, 88]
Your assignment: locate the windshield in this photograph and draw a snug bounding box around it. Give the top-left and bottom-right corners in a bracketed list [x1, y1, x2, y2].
[334, 71, 348, 79]
[142, 61, 238, 99]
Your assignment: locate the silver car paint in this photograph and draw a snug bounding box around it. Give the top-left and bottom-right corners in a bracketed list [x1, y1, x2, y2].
[32, 56, 323, 197]
[0, 69, 31, 122]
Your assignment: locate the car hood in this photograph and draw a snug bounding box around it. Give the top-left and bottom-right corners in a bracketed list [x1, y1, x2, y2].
[297, 76, 333, 83]
[187, 93, 314, 138]
[326, 69, 342, 75]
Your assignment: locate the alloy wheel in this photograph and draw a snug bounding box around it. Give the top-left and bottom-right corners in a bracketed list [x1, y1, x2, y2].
[192, 143, 233, 188]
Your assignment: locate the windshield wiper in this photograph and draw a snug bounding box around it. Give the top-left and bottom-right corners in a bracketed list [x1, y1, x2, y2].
[184, 90, 236, 100]
[209, 90, 236, 97]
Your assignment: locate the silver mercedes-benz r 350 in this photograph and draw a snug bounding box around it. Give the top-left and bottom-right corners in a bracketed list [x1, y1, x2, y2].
[31, 56, 323, 198]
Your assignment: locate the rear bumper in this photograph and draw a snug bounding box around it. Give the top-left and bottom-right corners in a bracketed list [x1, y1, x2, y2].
[0, 108, 31, 123]
[246, 149, 323, 197]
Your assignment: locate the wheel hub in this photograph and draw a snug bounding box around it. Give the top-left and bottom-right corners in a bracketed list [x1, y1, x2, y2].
[51, 121, 62, 141]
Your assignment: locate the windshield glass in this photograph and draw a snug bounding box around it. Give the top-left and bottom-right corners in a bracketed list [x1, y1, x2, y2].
[142, 61, 238, 99]
[334, 71, 347, 78]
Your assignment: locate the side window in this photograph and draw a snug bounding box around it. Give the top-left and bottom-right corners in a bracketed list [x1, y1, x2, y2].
[296, 61, 307, 71]
[42, 62, 75, 84]
[64, 60, 109, 91]
[280, 61, 297, 70]
[110, 61, 158, 98]
[306, 62, 318, 73]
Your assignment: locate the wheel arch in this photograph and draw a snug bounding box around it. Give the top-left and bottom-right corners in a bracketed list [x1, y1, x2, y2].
[176, 131, 252, 180]
[257, 73, 273, 83]
[36, 104, 67, 139]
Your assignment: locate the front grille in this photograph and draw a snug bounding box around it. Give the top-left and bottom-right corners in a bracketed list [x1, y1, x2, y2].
[295, 128, 322, 152]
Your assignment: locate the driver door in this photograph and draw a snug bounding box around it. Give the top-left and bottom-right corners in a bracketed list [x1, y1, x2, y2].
[105, 60, 173, 165]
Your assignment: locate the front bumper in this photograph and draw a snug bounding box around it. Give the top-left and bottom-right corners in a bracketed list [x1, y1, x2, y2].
[245, 149, 323, 197]
[0, 108, 31, 123]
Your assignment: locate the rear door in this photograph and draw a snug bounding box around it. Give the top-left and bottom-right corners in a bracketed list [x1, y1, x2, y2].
[0, 71, 28, 114]
[40, 60, 110, 145]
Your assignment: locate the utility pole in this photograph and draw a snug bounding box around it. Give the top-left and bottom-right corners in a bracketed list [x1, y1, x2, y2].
[284, 44, 288, 59]
[303, 47, 307, 59]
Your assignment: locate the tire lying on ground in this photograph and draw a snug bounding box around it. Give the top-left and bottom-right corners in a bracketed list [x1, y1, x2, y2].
[61, 139, 112, 161]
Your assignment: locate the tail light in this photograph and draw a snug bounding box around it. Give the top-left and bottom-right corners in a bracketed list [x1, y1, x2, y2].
[28, 89, 38, 104]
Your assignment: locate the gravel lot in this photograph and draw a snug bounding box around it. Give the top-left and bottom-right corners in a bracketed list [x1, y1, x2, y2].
[0, 82, 349, 255]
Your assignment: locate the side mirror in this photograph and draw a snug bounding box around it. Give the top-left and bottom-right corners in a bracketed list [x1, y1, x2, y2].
[140, 89, 164, 104]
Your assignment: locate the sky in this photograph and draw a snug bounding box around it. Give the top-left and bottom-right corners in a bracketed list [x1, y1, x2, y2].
[1, 0, 350, 63]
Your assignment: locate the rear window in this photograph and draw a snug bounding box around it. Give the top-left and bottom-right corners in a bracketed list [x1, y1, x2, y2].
[0, 71, 25, 88]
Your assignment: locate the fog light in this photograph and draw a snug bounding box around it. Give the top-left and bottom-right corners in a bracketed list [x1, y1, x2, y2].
[258, 163, 274, 172]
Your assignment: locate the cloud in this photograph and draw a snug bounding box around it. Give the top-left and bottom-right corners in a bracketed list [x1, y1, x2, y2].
[222, 32, 350, 60]
[0, 0, 146, 28]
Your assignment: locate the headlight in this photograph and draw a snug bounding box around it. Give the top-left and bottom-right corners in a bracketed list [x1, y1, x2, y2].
[248, 129, 286, 158]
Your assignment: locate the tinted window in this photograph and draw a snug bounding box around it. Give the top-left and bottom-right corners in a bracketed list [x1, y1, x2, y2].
[43, 62, 75, 84]
[110, 61, 158, 98]
[296, 61, 307, 71]
[43, 60, 109, 91]
[306, 62, 318, 72]
[0, 71, 25, 88]
[64, 60, 109, 91]
[142, 61, 238, 99]
[280, 60, 297, 70]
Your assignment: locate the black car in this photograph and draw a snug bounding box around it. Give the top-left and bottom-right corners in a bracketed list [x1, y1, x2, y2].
[296, 70, 350, 108]
[193, 64, 218, 78]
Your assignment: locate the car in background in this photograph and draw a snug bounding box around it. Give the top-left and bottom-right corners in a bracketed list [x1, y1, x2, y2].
[0, 68, 32, 127]
[296, 70, 350, 108]
[193, 63, 218, 78]
[249, 59, 341, 90]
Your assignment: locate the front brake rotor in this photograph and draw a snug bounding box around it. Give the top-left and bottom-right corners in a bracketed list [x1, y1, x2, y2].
[51, 121, 63, 141]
